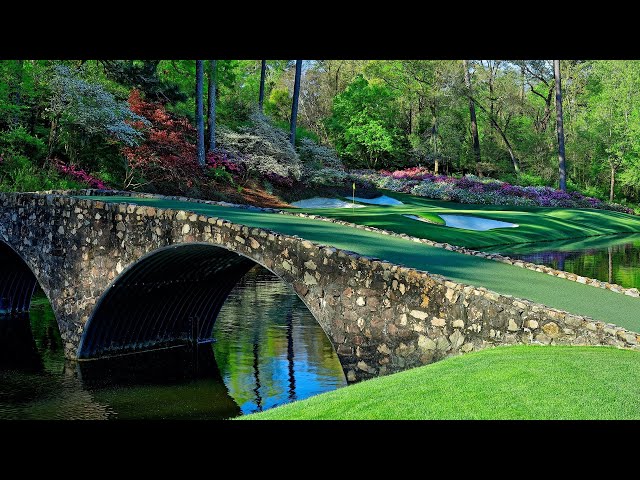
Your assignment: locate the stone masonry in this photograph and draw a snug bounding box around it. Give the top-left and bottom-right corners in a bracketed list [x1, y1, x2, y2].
[1, 190, 639, 382]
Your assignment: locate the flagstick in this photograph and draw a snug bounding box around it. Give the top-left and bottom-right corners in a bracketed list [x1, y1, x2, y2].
[352, 182, 355, 212]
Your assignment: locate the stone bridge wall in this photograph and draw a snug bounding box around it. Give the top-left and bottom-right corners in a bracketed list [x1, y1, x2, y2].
[0, 191, 638, 382]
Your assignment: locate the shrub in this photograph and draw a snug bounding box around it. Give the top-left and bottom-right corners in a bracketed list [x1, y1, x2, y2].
[0, 126, 47, 161]
[351, 167, 635, 214]
[53, 160, 109, 189]
[0, 155, 86, 192]
[205, 149, 245, 184]
[298, 137, 345, 171]
[264, 171, 294, 188]
[217, 110, 302, 180]
[122, 90, 202, 193]
[306, 167, 350, 188]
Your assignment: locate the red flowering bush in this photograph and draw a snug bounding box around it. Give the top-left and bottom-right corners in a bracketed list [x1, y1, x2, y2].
[122, 90, 203, 193]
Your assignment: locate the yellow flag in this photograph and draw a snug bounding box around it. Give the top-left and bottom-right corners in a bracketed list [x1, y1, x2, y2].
[352, 182, 355, 191]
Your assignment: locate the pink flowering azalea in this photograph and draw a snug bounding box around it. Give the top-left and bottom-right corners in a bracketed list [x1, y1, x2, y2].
[373, 167, 633, 214]
[54, 160, 109, 190]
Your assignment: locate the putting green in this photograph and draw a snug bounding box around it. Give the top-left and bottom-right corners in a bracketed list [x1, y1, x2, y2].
[81, 195, 640, 332]
[288, 191, 640, 249]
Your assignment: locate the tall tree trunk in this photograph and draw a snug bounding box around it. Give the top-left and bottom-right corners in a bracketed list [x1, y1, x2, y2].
[488, 63, 495, 139]
[493, 123, 520, 174]
[195, 60, 205, 167]
[462, 60, 481, 171]
[554, 59, 567, 192]
[506, 144, 521, 174]
[258, 59, 267, 112]
[207, 60, 217, 153]
[289, 60, 302, 146]
[610, 163, 616, 202]
[46, 115, 60, 165]
[432, 122, 439, 174]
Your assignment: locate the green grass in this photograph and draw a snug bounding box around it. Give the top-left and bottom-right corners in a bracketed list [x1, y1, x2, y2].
[82, 195, 640, 332]
[289, 191, 640, 249]
[242, 346, 640, 420]
[412, 212, 446, 224]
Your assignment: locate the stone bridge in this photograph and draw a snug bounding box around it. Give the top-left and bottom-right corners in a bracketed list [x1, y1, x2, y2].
[1, 191, 638, 382]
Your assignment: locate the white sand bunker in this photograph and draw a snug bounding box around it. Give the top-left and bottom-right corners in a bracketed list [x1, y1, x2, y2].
[290, 197, 366, 209]
[352, 195, 404, 206]
[439, 214, 519, 231]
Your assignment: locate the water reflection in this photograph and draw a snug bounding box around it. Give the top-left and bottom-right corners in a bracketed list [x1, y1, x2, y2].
[0, 265, 346, 419]
[492, 234, 640, 289]
[212, 266, 347, 414]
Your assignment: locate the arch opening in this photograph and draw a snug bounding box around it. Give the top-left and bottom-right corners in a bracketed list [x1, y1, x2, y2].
[0, 241, 38, 315]
[0, 241, 63, 372]
[78, 244, 257, 359]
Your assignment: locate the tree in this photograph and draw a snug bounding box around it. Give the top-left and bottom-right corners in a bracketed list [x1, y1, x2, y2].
[290, 60, 302, 145]
[208, 60, 217, 152]
[47, 64, 145, 162]
[462, 60, 481, 170]
[8, 60, 23, 126]
[258, 60, 267, 111]
[195, 60, 205, 166]
[99, 60, 186, 103]
[554, 60, 567, 191]
[471, 61, 523, 174]
[513, 60, 555, 133]
[586, 61, 640, 202]
[326, 75, 403, 169]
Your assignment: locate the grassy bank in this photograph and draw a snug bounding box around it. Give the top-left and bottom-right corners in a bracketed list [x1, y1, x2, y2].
[243, 346, 640, 420]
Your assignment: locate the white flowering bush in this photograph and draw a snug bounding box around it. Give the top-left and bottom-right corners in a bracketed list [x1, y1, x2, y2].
[306, 167, 350, 187]
[296, 137, 350, 188]
[217, 110, 302, 180]
[410, 181, 458, 201]
[375, 176, 406, 191]
[298, 138, 345, 171]
[48, 65, 148, 147]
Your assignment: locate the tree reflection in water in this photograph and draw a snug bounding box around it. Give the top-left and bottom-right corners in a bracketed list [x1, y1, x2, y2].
[495, 234, 640, 290]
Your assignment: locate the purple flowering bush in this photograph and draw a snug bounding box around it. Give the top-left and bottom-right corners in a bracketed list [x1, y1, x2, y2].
[352, 168, 633, 214]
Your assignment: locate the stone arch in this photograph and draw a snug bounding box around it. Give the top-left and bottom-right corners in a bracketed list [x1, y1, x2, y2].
[77, 243, 341, 367]
[0, 240, 51, 316]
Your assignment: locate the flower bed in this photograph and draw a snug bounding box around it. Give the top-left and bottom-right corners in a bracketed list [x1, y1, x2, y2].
[352, 168, 633, 214]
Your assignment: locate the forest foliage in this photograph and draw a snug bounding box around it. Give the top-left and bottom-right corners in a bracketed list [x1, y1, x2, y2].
[0, 59, 639, 209]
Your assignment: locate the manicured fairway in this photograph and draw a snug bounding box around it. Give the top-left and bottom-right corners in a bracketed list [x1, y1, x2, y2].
[288, 191, 640, 249]
[241, 346, 640, 420]
[83, 196, 640, 332]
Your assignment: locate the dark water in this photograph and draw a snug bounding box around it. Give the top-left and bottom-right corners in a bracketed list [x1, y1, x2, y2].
[0, 266, 346, 419]
[492, 234, 640, 290]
